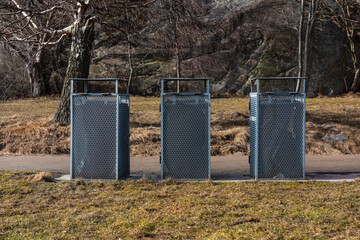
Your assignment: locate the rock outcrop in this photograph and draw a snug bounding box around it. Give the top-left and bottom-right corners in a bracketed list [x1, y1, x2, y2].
[90, 0, 352, 97]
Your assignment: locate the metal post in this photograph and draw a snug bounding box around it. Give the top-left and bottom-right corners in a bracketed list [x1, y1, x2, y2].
[116, 83, 119, 180]
[84, 81, 88, 93]
[70, 79, 74, 180]
[255, 83, 259, 180]
[160, 79, 164, 178]
[71, 79, 74, 94]
[115, 80, 119, 94]
[302, 78, 306, 93]
[207, 79, 211, 179]
[302, 78, 306, 179]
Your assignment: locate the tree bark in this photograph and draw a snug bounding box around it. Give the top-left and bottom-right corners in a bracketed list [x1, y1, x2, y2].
[174, 20, 181, 92]
[303, 0, 319, 94]
[348, 28, 360, 92]
[296, 0, 305, 92]
[52, 13, 95, 125]
[32, 49, 43, 96]
[351, 68, 360, 92]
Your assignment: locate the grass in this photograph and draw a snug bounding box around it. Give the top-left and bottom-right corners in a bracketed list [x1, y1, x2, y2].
[1, 171, 360, 239]
[0, 95, 360, 156]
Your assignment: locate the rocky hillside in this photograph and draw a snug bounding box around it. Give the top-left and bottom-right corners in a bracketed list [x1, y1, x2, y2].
[90, 0, 351, 97]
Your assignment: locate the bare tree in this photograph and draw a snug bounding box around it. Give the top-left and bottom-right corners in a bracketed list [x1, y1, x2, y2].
[157, 0, 206, 92]
[322, 0, 360, 92]
[52, 1, 96, 125]
[0, 0, 96, 124]
[0, 1, 73, 96]
[98, 0, 153, 92]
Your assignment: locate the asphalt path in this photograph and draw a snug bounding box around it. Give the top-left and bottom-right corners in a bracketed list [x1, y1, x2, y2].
[1, 154, 359, 180]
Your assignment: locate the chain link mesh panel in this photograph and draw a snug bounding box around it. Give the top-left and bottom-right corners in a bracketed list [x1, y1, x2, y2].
[250, 93, 305, 179]
[161, 94, 210, 179]
[71, 94, 130, 180]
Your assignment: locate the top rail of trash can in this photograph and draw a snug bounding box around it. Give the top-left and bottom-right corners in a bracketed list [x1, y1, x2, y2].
[160, 77, 210, 94]
[71, 78, 129, 94]
[249, 77, 306, 93]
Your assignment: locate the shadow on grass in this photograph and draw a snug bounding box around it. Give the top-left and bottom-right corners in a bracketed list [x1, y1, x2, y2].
[306, 112, 360, 129]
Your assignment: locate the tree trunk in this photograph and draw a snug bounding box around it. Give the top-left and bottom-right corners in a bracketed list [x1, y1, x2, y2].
[127, 39, 134, 92]
[349, 35, 360, 92]
[25, 62, 34, 96]
[296, 0, 305, 92]
[351, 68, 360, 92]
[32, 50, 42, 96]
[303, 0, 319, 94]
[52, 16, 95, 125]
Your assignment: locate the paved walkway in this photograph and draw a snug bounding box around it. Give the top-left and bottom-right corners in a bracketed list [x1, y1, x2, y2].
[0, 155, 359, 181]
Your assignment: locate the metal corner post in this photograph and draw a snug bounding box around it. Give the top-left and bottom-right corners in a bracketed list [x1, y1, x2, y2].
[255, 91, 259, 180]
[116, 84, 119, 180]
[255, 78, 260, 180]
[207, 79, 211, 179]
[302, 78, 306, 179]
[160, 79, 164, 179]
[70, 79, 74, 180]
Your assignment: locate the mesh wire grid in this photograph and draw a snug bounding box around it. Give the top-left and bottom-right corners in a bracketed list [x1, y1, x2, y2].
[250, 92, 305, 179]
[161, 94, 210, 180]
[71, 94, 130, 180]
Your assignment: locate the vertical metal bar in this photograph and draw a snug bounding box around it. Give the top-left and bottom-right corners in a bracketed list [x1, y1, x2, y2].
[70, 78, 74, 180]
[71, 78, 74, 94]
[302, 78, 306, 93]
[161, 79, 164, 93]
[255, 92, 259, 180]
[206, 79, 210, 93]
[115, 79, 119, 94]
[127, 94, 130, 177]
[302, 92, 306, 179]
[208, 91, 211, 179]
[116, 87, 119, 180]
[70, 93, 74, 180]
[160, 79, 164, 179]
[250, 79, 253, 93]
[257, 78, 260, 93]
[84, 81, 88, 93]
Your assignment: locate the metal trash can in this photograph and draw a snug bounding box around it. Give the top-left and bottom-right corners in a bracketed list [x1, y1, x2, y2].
[70, 78, 130, 180]
[160, 78, 211, 180]
[249, 77, 306, 180]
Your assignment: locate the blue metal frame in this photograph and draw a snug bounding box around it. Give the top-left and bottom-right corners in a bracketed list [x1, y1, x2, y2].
[160, 79, 164, 178]
[160, 77, 211, 180]
[70, 78, 129, 180]
[249, 77, 306, 180]
[70, 80, 74, 180]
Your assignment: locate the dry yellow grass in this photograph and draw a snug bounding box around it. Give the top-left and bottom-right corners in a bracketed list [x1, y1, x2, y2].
[1, 171, 360, 239]
[0, 95, 359, 156]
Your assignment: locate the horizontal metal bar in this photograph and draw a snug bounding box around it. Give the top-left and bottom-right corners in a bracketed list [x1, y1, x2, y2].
[71, 93, 121, 96]
[161, 92, 210, 96]
[160, 77, 211, 81]
[250, 77, 306, 81]
[258, 92, 306, 96]
[70, 78, 128, 81]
